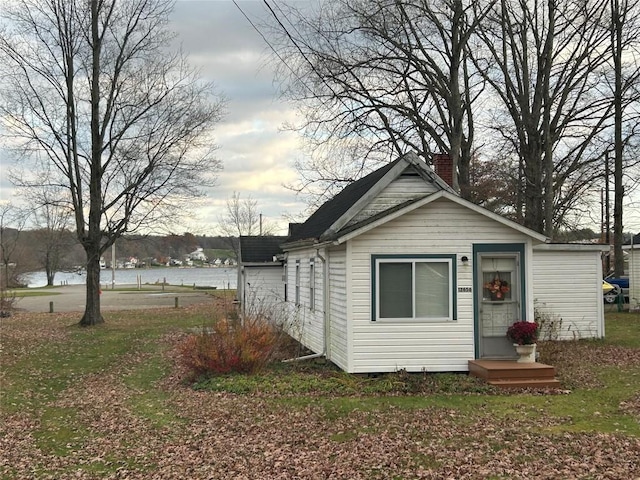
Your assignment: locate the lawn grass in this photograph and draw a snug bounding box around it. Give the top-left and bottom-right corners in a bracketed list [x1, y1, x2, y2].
[8, 289, 62, 298]
[1, 306, 638, 479]
[602, 310, 640, 348]
[191, 311, 640, 437]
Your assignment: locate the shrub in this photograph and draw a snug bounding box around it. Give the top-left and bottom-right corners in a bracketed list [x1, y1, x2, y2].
[179, 316, 282, 379]
[0, 289, 16, 317]
[534, 302, 564, 341]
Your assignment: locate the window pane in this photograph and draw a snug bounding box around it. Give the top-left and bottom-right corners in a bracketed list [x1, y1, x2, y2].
[415, 262, 449, 318]
[379, 263, 412, 318]
[295, 264, 300, 305]
[481, 257, 515, 301]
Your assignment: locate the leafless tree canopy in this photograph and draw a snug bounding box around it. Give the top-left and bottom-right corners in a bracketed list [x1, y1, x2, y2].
[19, 179, 76, 286]
[0, 0, 225, 324]
[269, 0, 487, 204]
[218, 192, 275, 257]
[267, 0, 640, 236]
[0, 202, 30, 290]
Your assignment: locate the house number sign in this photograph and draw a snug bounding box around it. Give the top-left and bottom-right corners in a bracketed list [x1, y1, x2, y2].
[458, 287, 472, 293]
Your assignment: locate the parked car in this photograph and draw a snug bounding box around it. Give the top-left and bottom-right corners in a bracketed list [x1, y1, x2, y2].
[603, 275, 629, 303]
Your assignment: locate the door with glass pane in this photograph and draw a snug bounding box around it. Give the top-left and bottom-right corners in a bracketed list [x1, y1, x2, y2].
[477, 254, 520, 358]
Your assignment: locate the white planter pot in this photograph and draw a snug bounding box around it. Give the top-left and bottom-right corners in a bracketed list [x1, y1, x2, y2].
[514, 343, 536, 363]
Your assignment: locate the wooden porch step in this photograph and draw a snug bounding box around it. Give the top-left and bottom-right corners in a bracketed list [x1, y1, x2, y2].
[487, 378, 562, 389]
[468, 359, 561, 389]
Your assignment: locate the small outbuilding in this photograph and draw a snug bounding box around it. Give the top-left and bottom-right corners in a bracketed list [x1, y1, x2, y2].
[237, 236, 288, 315]
[249, 153, 607, 373]
[624, 233, 640, 310]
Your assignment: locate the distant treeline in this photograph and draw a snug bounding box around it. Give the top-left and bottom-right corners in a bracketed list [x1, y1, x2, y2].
[1, 228, 236, 276]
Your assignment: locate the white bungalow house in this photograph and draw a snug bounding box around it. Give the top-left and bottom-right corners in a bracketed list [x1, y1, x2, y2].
[624, 233, 640, 310]
[252, 152, 607, 373]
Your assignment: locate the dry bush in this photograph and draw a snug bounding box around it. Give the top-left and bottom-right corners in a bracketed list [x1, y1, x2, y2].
[0, 289, 16, 317]
[178, 315, 283, 379]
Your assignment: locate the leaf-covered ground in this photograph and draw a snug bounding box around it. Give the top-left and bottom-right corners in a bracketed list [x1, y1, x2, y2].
[1, 305, 639, 479]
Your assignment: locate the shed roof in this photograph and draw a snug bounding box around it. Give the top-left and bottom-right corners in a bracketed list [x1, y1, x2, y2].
[239, 236, 288, 263]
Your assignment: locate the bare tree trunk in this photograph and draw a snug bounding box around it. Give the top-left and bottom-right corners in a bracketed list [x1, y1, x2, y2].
[79, 0, 105, 326]
[542, 0, 556, 238]
[612, 0, 625, 277]
[523, 145, 544, 233]
[46, 257, 54, 286]
[80, 248, 103, 326]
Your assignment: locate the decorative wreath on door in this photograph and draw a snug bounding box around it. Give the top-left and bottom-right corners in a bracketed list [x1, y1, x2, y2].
[484, 274, 509, 300]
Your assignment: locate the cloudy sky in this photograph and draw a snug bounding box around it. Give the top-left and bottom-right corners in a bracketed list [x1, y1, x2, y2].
[169, 0, 307, 234]
[0, 0, 306, 235]
[0, 0, 638, 235]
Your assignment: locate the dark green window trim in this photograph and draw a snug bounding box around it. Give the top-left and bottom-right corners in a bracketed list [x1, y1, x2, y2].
[371, 254, 458, 322]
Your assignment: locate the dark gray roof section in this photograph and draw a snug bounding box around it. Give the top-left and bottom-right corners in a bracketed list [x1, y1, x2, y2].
[286, 158, 401, 242]
[239, 236, 288, 263]
[288, 223, 304, 238]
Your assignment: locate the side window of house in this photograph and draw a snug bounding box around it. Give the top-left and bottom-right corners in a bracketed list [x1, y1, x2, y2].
[295, 260, 300, 306]
[283, 263, 288, 302]
[373, 256, 455, 321]
[309, 258, 315, 311]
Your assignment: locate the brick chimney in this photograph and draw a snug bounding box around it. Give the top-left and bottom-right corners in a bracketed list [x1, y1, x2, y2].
[433, 153, 454, 187]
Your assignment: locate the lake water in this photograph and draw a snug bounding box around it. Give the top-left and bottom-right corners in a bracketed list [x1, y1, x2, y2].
[24, 267, 238, 289]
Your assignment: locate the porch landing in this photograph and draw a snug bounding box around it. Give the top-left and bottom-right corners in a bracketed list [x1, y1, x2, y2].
[469, 359, 561, 389]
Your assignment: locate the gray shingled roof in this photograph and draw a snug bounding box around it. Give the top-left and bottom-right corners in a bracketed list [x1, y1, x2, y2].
[286, 159, 401, 243]
[239, 236, 288, 263]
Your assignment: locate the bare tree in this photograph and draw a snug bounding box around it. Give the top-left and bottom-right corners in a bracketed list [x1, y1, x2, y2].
[0, 202, 30, 290]
[268, 0, 640, 236]
[21, 181, 76, 286]
[268, 0, 490, 203]
[609, 0, 640, 276]
[218, 192, 274, 257]
[0, 0, 224, 325]
[472, 0, 630, 236]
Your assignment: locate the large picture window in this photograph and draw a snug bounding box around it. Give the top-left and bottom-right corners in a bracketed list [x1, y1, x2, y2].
[373, 256, 455, 321]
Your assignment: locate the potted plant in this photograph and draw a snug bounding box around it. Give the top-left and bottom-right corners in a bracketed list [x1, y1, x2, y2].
[506, 321, 539, 363]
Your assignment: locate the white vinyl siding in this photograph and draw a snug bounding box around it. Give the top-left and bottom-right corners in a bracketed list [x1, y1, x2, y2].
[532, 248, 604, 339]
[276, 190, 604, 374]
[347, 198, 533, 373]
[241, 266, 285, 315]
[328, 246, 348, 370]
[347, 171, 439, 227]
[283, 251, 325, 355]
[629, 247, 640, 309]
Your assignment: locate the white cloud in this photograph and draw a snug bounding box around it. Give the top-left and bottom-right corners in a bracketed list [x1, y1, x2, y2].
[169, 0, 308, 231]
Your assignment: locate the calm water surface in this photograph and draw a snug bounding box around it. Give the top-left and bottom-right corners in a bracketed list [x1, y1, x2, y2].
[25, 267, 237, 289]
